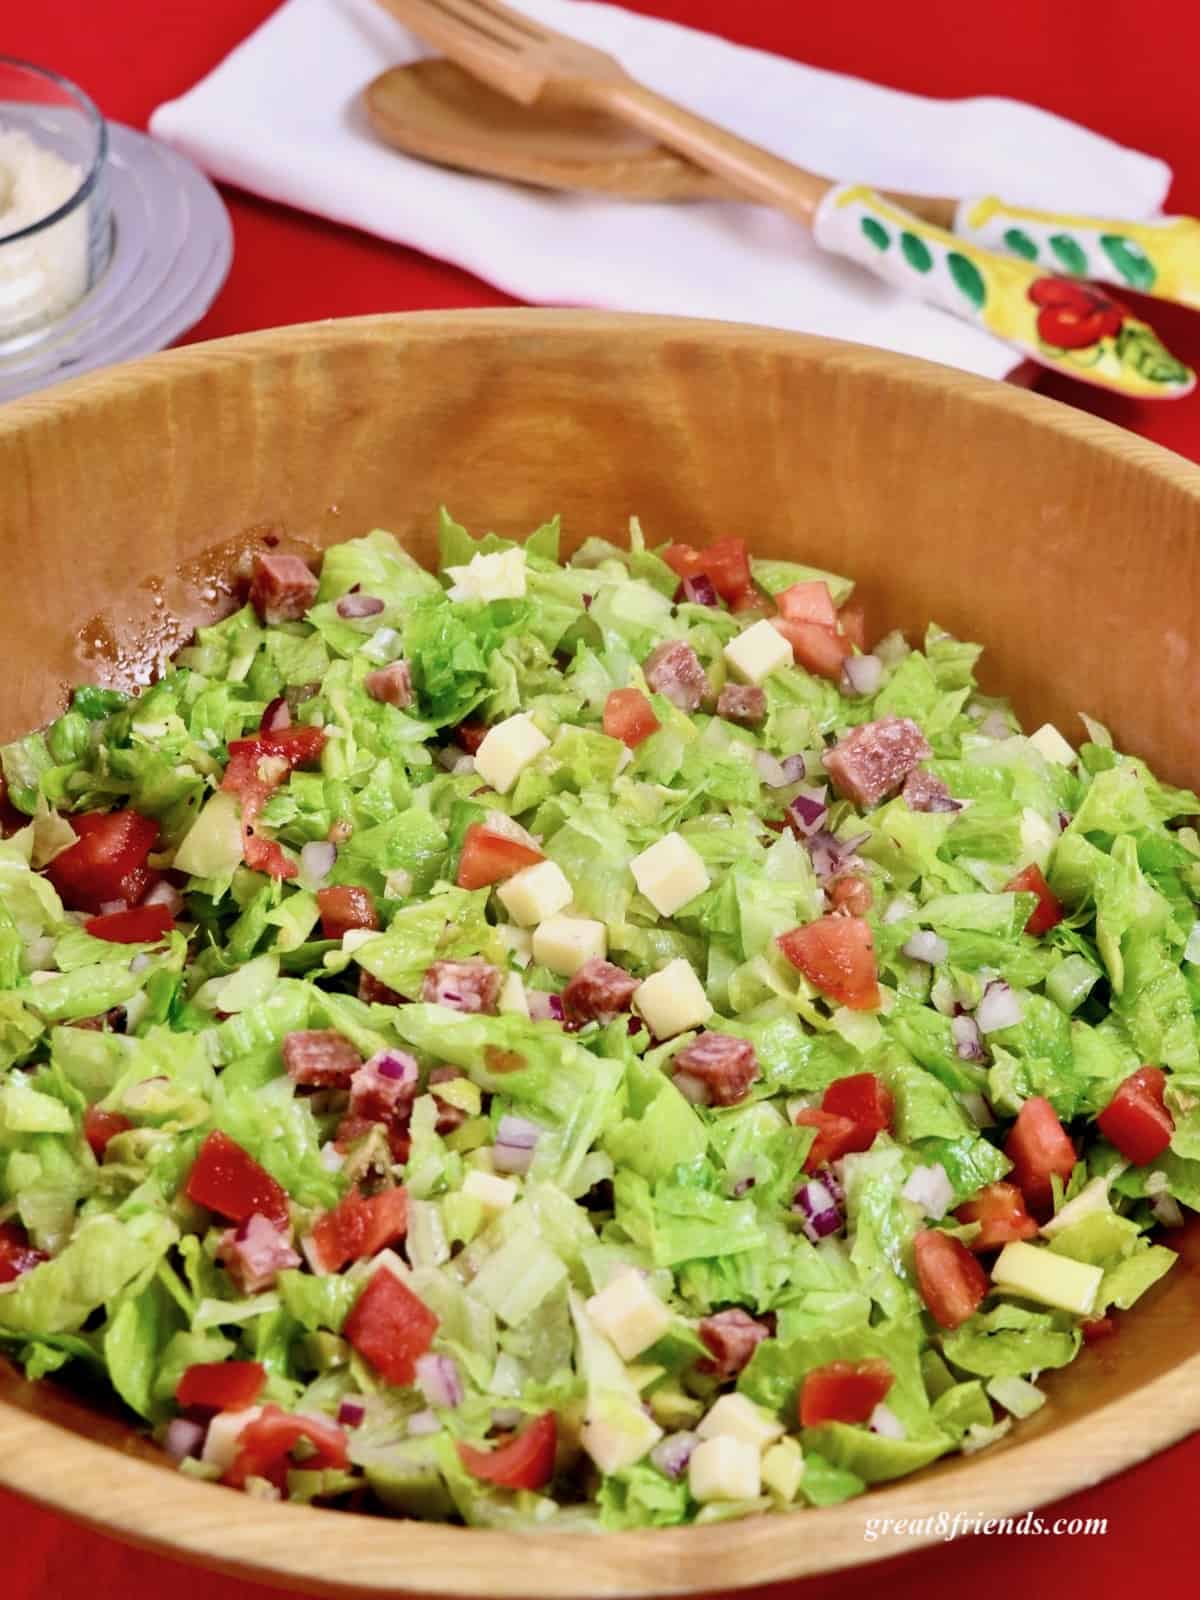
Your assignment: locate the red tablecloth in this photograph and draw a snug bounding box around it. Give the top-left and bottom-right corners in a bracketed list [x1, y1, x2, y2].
[4, 3, 1200, 1596]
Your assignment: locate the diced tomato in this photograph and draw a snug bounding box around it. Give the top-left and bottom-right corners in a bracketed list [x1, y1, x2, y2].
[1004, 1096, 1077, 1217]
[822, 1072, 894, 1145]
[0, 1220, 47, 1284]
[310, 1187, 408, 1274]
[776, 581, 837, 628]
[1096, 1066, 1174, 1165]
[794, 1108, 860, 1172]
[770, 617, 851, 682]
[222, 726, 327, 881]
[602, 687, 660, 749]
[454, 721, 489, 755]
[184, 1130, 290, 1232]
[799, 1359, 894, 1427]
[176, 1360, 266, 1413]
[1003, 863, 1065, 937]
[838, 601, 868, 652]
[457, 1411, 557, 1491]
[660, 543, 706, 581]
[700, 537, 753, 605]
[316, 884, 380, 939]
[1082, 1315, 1116, 1344]
[344, 1267, 438, 1386]
[224, 1403, 349, 1492]
[955, 1181, 1039, 1252]
[83, 1104, 132, 1159]
[45, 809, 159, 913]
[455, 822, 544, 890]
[84, 903, 175, 944]
[913, 1229, 990, 1329]
[777, 916, 880, 1011]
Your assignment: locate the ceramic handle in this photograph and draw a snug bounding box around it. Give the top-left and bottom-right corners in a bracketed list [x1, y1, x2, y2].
[954, 198, 1200, 312]
[814, 185, 1195, 398]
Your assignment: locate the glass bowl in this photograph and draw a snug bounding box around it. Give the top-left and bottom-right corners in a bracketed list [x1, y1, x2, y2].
[0, 57, 112, 351]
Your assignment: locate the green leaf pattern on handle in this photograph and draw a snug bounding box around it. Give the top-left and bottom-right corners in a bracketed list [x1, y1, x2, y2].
[947, 253, 986, 309]
[901, 232, 934, 273]
[860, 217, 890, 251]
[1100, 235, 1158, 291]
[1003, 227, 1039, 262]
[1048, 234, 1090, 276]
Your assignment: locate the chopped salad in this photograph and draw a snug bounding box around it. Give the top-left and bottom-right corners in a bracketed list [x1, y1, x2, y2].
[0, 513, 1197, 1528]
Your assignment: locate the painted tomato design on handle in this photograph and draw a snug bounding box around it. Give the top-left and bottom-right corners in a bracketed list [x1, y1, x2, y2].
[1028, 277, 1126, 350]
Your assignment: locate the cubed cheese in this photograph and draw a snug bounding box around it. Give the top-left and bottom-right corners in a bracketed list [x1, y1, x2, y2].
[723, 617, 793, 686]
[688, 1435, 762, 1503]
[461, 1170, 518, 1215]
[761, 1437, 806, 1501]
[496, 859, 573, 927]
[585, 1269, 672, 1361]
[531, 915, 606, 976]
[990, 1239, 1102, 1315]
[697, 1393, 785, 1452]
[633, 958, 712, 1038]
[474, 713, 550, 795]
[201, 1406, 263, 1471]
[445, 546, 527, 603]
[629, 831, 710, 918]
[496, 923, 533, 967]
[1029, 722, 1076, 766]
[497, 971, 530, 1017]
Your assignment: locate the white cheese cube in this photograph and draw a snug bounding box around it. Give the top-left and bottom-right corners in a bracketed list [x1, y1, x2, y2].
[990, 1239, 1102, 1315]
[633, 958, 712, 1038]
[496, 923, 533, 968]
[1029, 722, 1076, 766]
[688, 1435, 762, 1503]
[630, 831, 710, 918]
[446, 546, 527, 603]
[585, 1269, 672, 1361]
[531, 915, 606, 976]
[723, 617, 793, 686]
[496, 859, 573, 927]
[201, 1406, 263, 1471]
[497, 971, 530, 1017]
[696, 1393, 785, 1452]
[461, 1169, 518, 1215]
[761, 1437, 805, 1501]
[474, 713, 550, 796]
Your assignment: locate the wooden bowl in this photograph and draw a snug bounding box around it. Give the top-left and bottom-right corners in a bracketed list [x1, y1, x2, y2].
[1, 311, 1199, 1595]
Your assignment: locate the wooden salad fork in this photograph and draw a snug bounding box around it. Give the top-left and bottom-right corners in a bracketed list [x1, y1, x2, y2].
[374, 0, 1194, 398]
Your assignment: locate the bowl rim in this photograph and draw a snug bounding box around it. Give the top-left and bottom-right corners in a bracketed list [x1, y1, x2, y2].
[0, 54, 108, 246]
[1, 309, 1199, 1595]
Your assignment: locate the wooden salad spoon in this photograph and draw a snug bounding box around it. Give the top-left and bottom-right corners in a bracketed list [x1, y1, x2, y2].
[370, 0, 1194, 397]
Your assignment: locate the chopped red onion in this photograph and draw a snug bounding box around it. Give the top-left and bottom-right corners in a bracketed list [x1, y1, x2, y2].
[976, 980, 1024, 1035]
[979, 710, 1010, 740]
[650, 1431, 700, 1479]
[415, 1353, 464, 1410]
[788, 787, 828, 835]
[527, 990, 564, 1023]
[958, 1089, 995, 1126]
[337, 593, 385, 619]
[164, 1418, 206, 1461]
[875, 631, 911, 668]
[679, 574, 720, 608]
[869, 1403, 906, 1439]
[806, 828, 870, 880]
[494, 1114, 542, 1150]
[260, 695, 291, 734]
[901, 1163, 955, 1219]
[1152, 1193, 1185, 1228]
[754, 750, 787, 788]
[144, 880, 185, 916]
[794, 1177, 844, 1243]
[99, 898, 128, 916]
[901, 930, 949, 966]
[337, 1398, 366, 1428]
[882, 894, 917, 925]
[841, 654, 883, 697]
[370, 1050, 418, 1085]
[951, 1013, 987, 1061]
[406, 1408, 440, 1437]
[299, 840, 336, 888]
[673, 1071, 711, 1107]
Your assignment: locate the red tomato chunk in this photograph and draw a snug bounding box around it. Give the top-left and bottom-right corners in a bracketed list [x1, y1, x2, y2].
[0, 1220, 47, 1284]
[84, 903, 175, 944]
[1003, 863, 1065, 936]
[457, 1411, 558, 1491]
[913, 1229, 989, 1329]
[184, 1130, 291, 1232]
[224, 1404, 348, 1491]
[777, 916, 880, 1011]
[316, 884, 380, 939]
[1096, 1066, 1174, 1165]
[344, 1267, 438, 1386]
[455, 822, 544, 890]
[799, 1359, 894, 1427]
[793, 1109, 860, 1172]
[822, 1073, 894, 1142]
[176, 1360, 266, 1413]
[84, 1104, 132, 1158]
[955, 1182, 1039, 1251]
[310, 1187, 408, 1274]
[45, 809, 159, 913]
[602, 687, 660, 749]
[1004, 1096, 1076, 1217]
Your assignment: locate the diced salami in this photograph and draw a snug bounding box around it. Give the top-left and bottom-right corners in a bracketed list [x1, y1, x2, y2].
[358, 970, 405, 1006]
[421, 959, 501, 1015]
[429, 1064, 470, 1134]
[901, 768, 962, 813]
[697, 1307, 770, 1378]
[350, 1050, 420, 1123]
[561, 958, 640, 1026]
[823, 716, 932, 809]
[643, 639, 708, 712]
[827, 874, 873, 916]
[217, 1213, 301, 1295]
[715, 683, 766, 726]
[672, 1032, 759, 1106]
[282, 1029, 363, 1087]
[248, 553, 318, 624]
[364, 660, 413, 709]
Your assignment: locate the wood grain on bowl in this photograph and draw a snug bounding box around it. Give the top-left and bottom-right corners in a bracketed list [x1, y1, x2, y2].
[0, 311, 1199, 1595]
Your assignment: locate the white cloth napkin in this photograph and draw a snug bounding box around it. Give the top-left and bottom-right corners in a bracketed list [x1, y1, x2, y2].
[150, 0, 1172, 379]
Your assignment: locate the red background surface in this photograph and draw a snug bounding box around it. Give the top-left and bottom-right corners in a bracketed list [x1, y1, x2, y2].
[4, 2, 1200, 1596]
